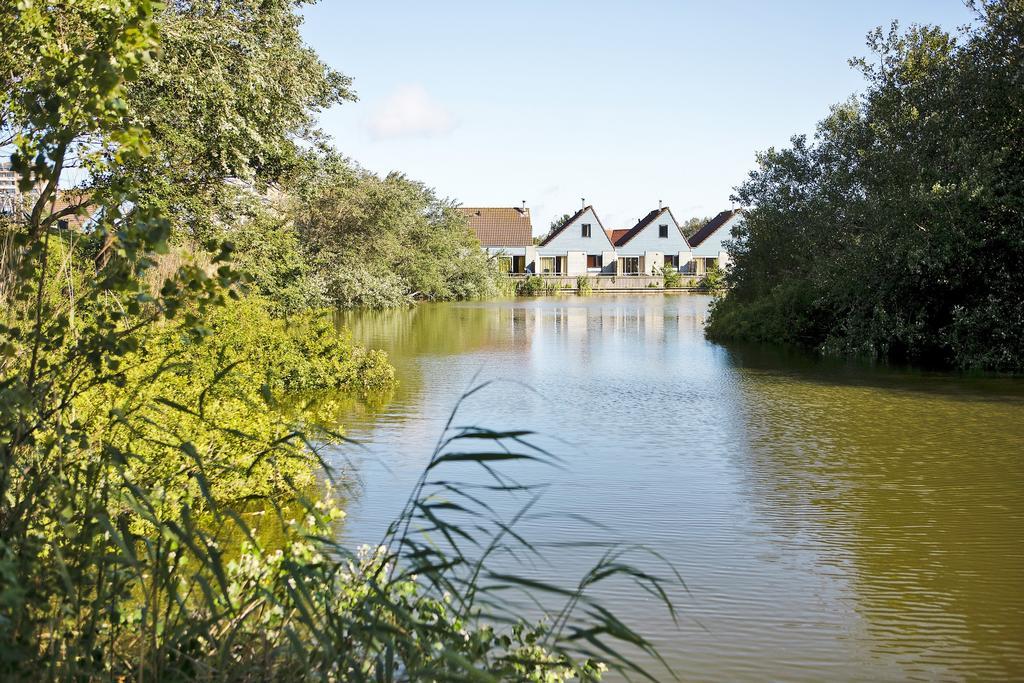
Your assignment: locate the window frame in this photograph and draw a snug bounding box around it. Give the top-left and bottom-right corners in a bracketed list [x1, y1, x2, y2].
[618, 256, 640, 275]
[581, 223, 592, 238]
[658, 224, 669, 238]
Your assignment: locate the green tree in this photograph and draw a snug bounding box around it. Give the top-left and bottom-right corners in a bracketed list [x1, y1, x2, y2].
[289, 151, 500, 307]
[52, 0, 355, 247]
[0, 3, 677, 679]
[708, 0, 1024, 370]
[680, 215, 711, 239]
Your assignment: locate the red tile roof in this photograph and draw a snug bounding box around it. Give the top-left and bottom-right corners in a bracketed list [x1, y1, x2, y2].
[457, 207, 534, 248]
[689, 209, 741, 247]
[610, 229, 630, 244]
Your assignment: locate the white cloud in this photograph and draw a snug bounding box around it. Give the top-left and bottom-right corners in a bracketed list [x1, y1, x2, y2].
[366, 84, 456, 140]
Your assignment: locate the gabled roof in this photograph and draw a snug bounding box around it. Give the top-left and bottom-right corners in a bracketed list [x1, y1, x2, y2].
[613, 207, 687, 247]
[457, 207, 533, 248]
[539, 205, 614, 248]
[689, 209, 742, 247]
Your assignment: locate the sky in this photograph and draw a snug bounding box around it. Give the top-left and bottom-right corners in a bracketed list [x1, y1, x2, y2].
[299, 1, 976, 236]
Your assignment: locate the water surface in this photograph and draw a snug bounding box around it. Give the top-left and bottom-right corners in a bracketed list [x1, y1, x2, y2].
[329, 294, 1024, 681]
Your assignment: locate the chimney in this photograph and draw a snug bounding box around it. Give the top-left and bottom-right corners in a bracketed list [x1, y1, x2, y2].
[581, 197, 586, 209]
[658, 199, 662, 209]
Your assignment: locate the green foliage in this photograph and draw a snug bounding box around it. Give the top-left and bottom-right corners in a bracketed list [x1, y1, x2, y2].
[662, 266, 683, 289]
[680, 216, 711, 239]
[709, 1, 1024, 370]
[0, 4, 677, 681]
[576, 275, 593, 295]
[287, 152, 501, 308]
[516, 274, 546, 296]
[108, 0, 355, 243]
[228, 200, 328, 316]
[698, 266, 725, 292]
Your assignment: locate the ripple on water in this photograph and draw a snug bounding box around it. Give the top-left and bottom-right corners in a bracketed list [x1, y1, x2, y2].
[331, 295, 1024, 682]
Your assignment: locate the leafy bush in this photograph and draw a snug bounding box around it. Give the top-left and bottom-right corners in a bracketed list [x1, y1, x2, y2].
[516, 275, 546, 296]
[576, 275, 593, 294]
[698, 266, 725, 292]
[662, 266, 683, 289]
[290, 155, 501, 308]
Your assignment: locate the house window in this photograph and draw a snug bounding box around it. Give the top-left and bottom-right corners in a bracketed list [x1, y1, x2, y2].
[664, 255, 677, 267]
[587, 254, 602, 269]
[581, 223, 592, 238]
[540, 257, 556, 274]
[618, 257, 640, 275]
[658, 224, 668, 238]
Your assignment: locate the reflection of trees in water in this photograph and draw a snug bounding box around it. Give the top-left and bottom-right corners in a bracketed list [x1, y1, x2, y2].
[729, 359, 1024, 679]
[333, 303, 537, 426]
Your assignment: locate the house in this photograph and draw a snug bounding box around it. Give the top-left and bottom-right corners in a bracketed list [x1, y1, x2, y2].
[49, 190, 101, 231]
[688, 209, 741, 274]
[537, 205, 617, 275]
[458, 206, 536, 274]
[612, 206, 692, 275]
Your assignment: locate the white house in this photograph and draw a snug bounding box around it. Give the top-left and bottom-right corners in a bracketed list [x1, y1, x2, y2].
[612, 206, 692, 275]
[537, 205, 617, 276]
[688, 209, 742, 274]
[458, 206, 536, 274]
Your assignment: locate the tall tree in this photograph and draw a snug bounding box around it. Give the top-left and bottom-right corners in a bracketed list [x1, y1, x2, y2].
[76, 0, 353, 242]
[708, 0, 1024, 370]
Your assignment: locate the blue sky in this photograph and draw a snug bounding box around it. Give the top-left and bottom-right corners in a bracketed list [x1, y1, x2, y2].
[300, 1, 975, 235]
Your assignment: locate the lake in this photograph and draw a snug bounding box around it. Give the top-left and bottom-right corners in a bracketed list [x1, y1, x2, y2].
[330, 293, 1024, 681]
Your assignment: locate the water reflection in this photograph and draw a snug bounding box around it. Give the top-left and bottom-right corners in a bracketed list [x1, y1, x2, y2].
[330, 294, 1024, 681]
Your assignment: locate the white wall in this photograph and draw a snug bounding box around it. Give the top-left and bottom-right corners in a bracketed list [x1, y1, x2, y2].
[644, 251, 664, 275]
[692, 214, 742, 258]
[538, 207, 616, 256]
[566, 251, 587, 276]
[615, 209, 692, 261]
[484, 247, 527, 257]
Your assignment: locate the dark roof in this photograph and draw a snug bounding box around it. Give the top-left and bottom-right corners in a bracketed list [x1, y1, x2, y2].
[457, 207, 533, 248]
[539, 205, 614, 248]
[613, 207, 687, 247]
[689, 209, 742, 247]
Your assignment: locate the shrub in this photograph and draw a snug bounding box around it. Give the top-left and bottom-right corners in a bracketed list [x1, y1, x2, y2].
[576, 275, 593, 294]
[516, 274, 546, 296]
[698, 266, 725, 292]
[662, 266, 683, 289]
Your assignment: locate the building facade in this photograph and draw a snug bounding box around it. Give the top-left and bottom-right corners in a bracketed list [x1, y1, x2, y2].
[458, 206, 537, 274]
[612, 206, 693, 275]
[536, 206, 616, 276]
[688, 209, 742, 274]
[461, 203, 740, 278]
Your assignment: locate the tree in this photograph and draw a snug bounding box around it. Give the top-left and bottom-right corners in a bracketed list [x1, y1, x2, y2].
[287, 151, 500, 307]
[680, 215, 711, 239]
[540, 212, 574, 244]
[707, 0, 1024, 370]
[64, 0, 354, 245]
